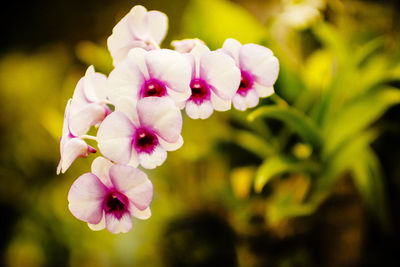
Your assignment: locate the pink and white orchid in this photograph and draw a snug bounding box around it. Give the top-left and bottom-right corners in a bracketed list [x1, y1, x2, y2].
[107, 48, 191, 109]
[97, 97, 183, 169]
[220, 38, 279, 111]
[57, 100, 96, 174]
[69, 66, 110, 136]
[171, 38, 205, 53]
[68, 157, 153, 234]
[108, 5, 168, 65]
[183, 44, 241, 119]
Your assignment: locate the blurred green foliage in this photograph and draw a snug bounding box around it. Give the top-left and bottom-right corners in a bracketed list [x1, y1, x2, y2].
[1, 0, 400, 266]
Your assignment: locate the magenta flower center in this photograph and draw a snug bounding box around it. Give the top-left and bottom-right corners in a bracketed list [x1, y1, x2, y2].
[189, 79, 210, 104]
[134, 128, 158, 153]
[141, 79, 166, 98]
[104, 191, 128, 219]
[237, 70, 254, 96]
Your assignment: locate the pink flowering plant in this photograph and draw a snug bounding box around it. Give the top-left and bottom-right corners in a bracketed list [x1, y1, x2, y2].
[57, 5, 279, 234]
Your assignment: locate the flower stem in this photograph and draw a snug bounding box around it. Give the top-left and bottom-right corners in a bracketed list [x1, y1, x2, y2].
[81, 134, 97, 141]
[270, 93, 289, 107]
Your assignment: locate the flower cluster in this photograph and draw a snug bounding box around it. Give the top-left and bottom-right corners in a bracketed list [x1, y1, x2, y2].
[58, 5, 279, 234]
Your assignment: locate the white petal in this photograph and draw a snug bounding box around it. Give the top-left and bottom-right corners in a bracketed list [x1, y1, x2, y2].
[107, 5, 148, 64]
[158, 135, 183, 151]
[211, 91, 231, 112]
[171, 38, 205, 53]
[130, 206, 151, 220]
[137, 97, 182, 143]
[232, 89, 259, 111]
[69, 102, 107, 136]
[68, 173, 107, 224]
[58, 138, 94, 174]
[127, 48, 149, 79]
[105, 212, 133, 234]
[221, 38, 242, 64]
[145, 10, 168, 44]
[185, 100, 214, 120]
[107, 57, 145, 104]
[114, 97, 140, 126]
[109, 164, 153, 210]
[88, 212, 106, 231]
[83, 66, 108, 102]
[200, 51, 240, 100]
[190, 44, 210, 78]
[138, 145, 167, 169]
[239, 44, 279, 87]
[146, 49, 192, 96]
[91, 157, 113, 188]
[97, 111, 135, 164]
[254, 83, 274, 98]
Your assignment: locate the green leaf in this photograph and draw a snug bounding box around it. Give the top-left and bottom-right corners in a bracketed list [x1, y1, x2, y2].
[248, 105, 323, 146]
[316, 130, 378, 192]
[233, 130, 275, 159]
[182, 0, 266, 49]
[254, 156, 320, 193]
[323, 88, 400, 158]
[311, 22, 348, 64]
[351, 147, 388, 226]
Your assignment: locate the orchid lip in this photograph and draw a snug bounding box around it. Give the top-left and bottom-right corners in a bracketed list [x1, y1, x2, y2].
[104, 190, 129, 220]
[237, 70, 254, 97]
[140, 79, 167, 98]
[189, 78, 210, 104]
[133, 127, 159, 154]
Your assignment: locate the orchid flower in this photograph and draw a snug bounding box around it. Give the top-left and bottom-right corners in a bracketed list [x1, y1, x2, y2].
[183, 44, 241, 119]
[108, 5, 168, 65]
[57, 99, 96, 174]
[107, 48, 191, 109]
[68, 157, 153, 234]
[220, 38, 279, 111]
[97, 97, 183, 169]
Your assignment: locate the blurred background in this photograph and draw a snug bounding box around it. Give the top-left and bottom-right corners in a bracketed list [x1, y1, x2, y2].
[1, 0, 400, 266]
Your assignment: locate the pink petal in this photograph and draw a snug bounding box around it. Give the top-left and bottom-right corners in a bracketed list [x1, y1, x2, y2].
[185, 100, 214, 120]
[200, 51, 240, 100]
[88, 212, 106, 231]
[91, 157, 113, 188]
[68, 173, 107, 224]
[239, 44, 279, 87]
[138, 145, 167, 169]
[232, 89, 260, 111]
[107, 57, 145, 104]
[130, 206, 151, 220]
[137, 97, 182, 143]
[109, 164, 153, 210]
[221, 38, 242, 64]
[105, 212, 133, 234]
[158, 135, 183, 151]
[210, 91, 231, 112]
[145, 10, 168, 44]
[254, 83, 274, 98]
[146, 49, 191, 95]
[97, 111, 135, 164]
